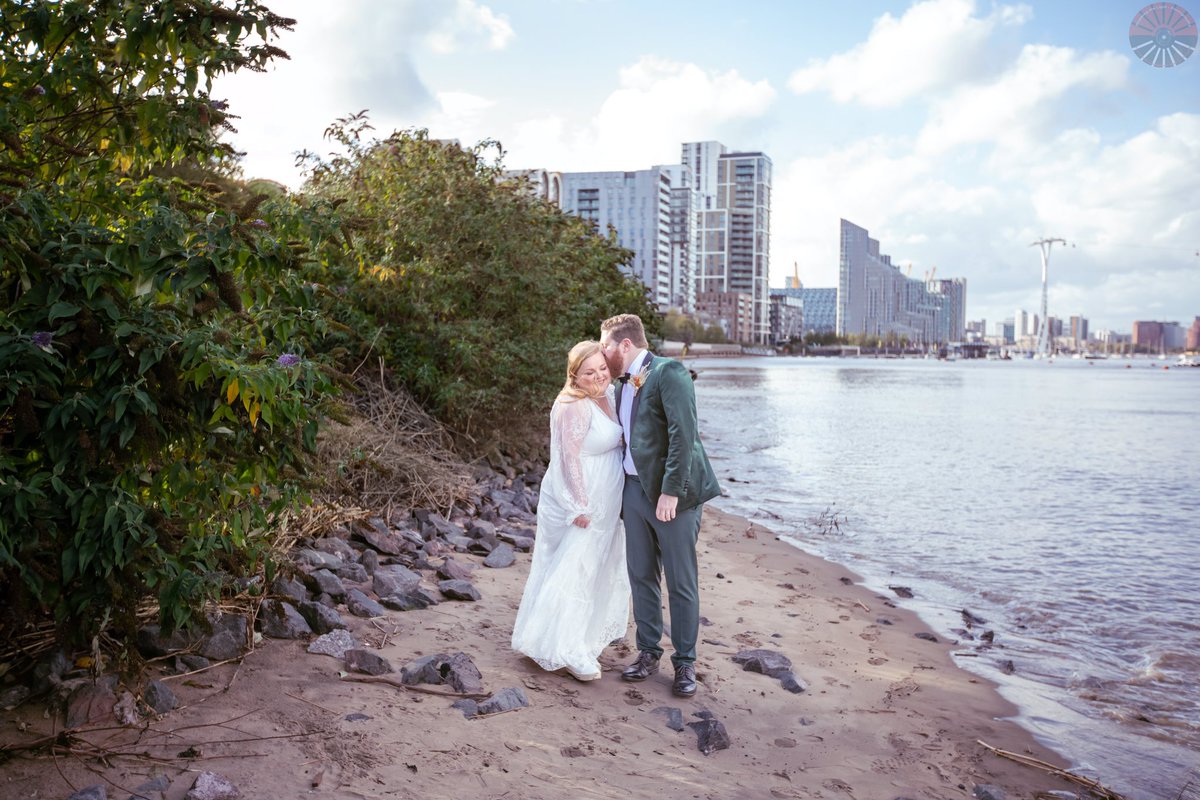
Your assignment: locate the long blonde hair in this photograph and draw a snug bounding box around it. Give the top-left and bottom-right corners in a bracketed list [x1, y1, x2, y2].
[558, 340, 605, 402]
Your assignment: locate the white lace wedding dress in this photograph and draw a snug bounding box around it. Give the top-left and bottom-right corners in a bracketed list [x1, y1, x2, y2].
[511, 391, 630, 679]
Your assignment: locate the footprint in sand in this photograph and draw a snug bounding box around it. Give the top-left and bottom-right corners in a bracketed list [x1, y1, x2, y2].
[623, 689, 646, 706]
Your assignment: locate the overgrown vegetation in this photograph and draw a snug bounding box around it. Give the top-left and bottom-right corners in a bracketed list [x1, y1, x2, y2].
[0, 1, 338, 656]
[298, 114, 658, 454]
[0, 0, 662, 669]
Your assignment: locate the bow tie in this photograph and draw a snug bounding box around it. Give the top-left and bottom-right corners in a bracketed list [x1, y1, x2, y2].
[617, 373, 631, 384]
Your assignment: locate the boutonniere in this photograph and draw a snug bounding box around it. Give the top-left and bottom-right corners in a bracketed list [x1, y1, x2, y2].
[629, 364, 651, 395]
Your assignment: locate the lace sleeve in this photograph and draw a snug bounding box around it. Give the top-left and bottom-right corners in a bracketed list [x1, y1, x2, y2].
[550, 399, 591, 519]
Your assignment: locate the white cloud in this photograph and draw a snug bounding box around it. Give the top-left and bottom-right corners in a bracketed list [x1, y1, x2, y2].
[787, 0, 1031, 107]
[916, 45, 1130, 154]
[427, 0, 515, 54]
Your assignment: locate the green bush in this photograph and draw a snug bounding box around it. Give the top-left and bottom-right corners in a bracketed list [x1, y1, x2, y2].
[0, 1, 336, 650]
[300, 118, 659, 452]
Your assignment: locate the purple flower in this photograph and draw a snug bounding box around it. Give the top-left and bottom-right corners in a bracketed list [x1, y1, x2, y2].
[248, 219, 269, 229]
[31, 331, 54, 349]
[275, 353, 301, 367]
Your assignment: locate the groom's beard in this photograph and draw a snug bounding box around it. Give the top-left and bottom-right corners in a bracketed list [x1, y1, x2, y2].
[604, 353, 623, 376]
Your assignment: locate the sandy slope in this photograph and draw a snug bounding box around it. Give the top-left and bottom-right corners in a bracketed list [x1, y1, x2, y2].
[0, 507, 1078, 800]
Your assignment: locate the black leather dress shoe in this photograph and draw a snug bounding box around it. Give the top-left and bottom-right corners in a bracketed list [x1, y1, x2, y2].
[621, 651, 660, 682]
[672, 663, 697, 697]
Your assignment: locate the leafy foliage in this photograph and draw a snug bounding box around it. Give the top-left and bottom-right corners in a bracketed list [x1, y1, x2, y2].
[300, 117, 659, 452]
[0, 1, 336, 649]
[661, 309, 728, 345]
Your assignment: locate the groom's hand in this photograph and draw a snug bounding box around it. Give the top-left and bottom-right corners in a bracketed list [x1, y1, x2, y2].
[655, 494, 679, 522]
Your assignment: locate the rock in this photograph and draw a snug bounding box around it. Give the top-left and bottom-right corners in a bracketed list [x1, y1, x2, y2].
[438, 579, 481, 601]
[185, 771, 241, 800]
[30, 650, 70, 693]
[345, 588, 387, 618]
[353, 523, 409, 556]
[0, 685, 31, 710]
[298, 600, 346, 634]
[307, 630, 357, 659]
[498, 532, 534, 552]
[687, 717, 731, 755]
[295, 548, 343, 569]
[114, 690, 140, 725]
[436, 558, 474, 582]
[259, 600, 312, 639]
[336, 561, 369, 583]
[131, 774, 170, 800]
[401, 652, 484, 694]
[135, 624, 200, 658]
[313, 536, 358, 563]
[66, 785, 107, 800]
[732, 648, 794, 679]
[999, 659, 1016, 674]
[142, 680, 177, 715]
[344, 649, 394, 676]
[198, 630, 243, 662]
[973, 785, 1005, 800]
[380, 587, 441, 611]
[914, 632, 939, 643]
[306, 569, 346, 600]
[360, 549, 379, 575]
[961, 608, 987, 626]
[417, 510, 464, 540]
[270, 574, 308, 603]
[477, 687, 528, 715]
[483, 543, 516, 568]
[467, 538, 496, 556]
[372, 565, 422, 596]
[451, 698, 479, 718]
[779, 672, 807, 694]
[345, 712, 372, 722]
[979, 629, 995, 643]
[888, 585, 914, 598]
[65, 682, 117, 728]
[467, 519, 497, 539]
[651, 706, 685, 732]
[175, 654, 211, 673]
[445, 534, 474, 551]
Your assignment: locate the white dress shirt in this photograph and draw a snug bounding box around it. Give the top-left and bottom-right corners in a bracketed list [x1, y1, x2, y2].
[619, 349, 649, 476]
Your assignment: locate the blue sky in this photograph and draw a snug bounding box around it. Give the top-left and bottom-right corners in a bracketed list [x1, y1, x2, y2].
[215, 0, 1200, 332]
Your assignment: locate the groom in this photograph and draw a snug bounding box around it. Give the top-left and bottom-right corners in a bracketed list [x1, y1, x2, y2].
[600, 314, 720, 697]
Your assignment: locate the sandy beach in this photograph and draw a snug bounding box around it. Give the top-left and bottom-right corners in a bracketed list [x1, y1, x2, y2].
[0, 506, 1082, 800]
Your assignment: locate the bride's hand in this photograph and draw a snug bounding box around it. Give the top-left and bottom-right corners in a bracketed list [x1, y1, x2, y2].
[572, 514, 591, 528]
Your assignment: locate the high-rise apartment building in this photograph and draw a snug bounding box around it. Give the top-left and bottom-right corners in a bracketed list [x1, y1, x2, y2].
[660, 164, 697, 313]
[683, 142, 772, 344]
[837, 219, 965, 344]
[560, 168, 674, 307]
[1069, 315, 1089, 349]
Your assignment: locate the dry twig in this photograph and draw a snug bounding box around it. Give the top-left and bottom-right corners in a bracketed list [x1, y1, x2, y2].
[977, 739, 1127, 800]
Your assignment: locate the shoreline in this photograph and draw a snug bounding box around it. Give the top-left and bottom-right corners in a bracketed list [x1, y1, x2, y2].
[0, 506, 1083, 799]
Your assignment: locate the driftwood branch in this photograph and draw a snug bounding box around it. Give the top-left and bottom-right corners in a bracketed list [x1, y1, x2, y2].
[340, 674, 490, 699]
[977, 739, 1127, 800]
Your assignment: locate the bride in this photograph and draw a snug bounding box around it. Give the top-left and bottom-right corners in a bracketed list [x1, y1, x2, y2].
[511, 341, 630, 681]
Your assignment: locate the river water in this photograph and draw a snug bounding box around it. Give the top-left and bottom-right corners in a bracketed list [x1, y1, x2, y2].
[691, 356, 1199, 800]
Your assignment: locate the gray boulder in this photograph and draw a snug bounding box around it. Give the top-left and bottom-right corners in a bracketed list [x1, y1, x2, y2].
[436, 558, 474, 582]
[687, 717, 731, 755]
[142, 680, 178, 715]
[336, 561, 369, 583]
[731, 648, 794, 679]
[483, 543, 516, 568]
[380, 586, 441, 611]
[345, 588, 387, 618]
[651, 706, 685, 732]
[477, 686, 528, 715]
[270, 574, 308, 603]
[307, 629, 357, 658]
[66, 786, 107, 800]
[306, 569, 346, 600]
[259, 600, 312, 639]
[372, 564, 421, 596]
[298, 600, 345, 634]
[344, 649, 394, 676]
[185, 771, 241, 800]
[401, 652, 484, 694]
[438, 579, 481, 601]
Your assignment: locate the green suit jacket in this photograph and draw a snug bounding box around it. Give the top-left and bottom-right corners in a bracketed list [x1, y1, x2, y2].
[617, 354, 721, 512]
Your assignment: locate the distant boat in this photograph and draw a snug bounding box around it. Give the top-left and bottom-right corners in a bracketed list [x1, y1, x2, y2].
[1177, 354, 1200, 368]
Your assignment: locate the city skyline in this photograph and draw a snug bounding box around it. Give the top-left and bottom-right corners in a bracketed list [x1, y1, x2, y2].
[214, 0, 1200, 331]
